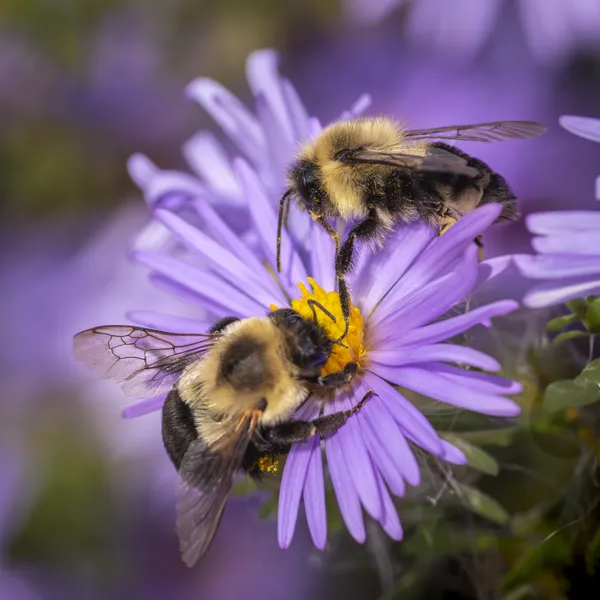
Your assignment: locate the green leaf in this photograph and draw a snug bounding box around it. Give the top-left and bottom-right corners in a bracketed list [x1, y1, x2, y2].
[543, 379, 600, 413]
[566, 298, 589, 318]
[457, 427, 519, 447]
[440, 433, 499, 476]
[552, 330, 588, 345]
[454, 483, 509, 525]
[584, 297, 600, 332]
[546, 313, 577, 332]
[576, 358, 600, 385]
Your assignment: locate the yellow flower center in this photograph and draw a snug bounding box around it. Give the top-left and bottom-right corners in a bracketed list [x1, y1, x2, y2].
[255, 455, 279, 473]
[288, 277, 366, 376]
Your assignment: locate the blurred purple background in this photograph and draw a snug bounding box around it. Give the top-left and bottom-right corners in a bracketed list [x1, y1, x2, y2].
[1, 1, 600, 598]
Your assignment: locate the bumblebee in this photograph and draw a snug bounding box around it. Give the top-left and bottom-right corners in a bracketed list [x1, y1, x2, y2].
[276, 117, 546, 332]
[74, 308, 369, 566]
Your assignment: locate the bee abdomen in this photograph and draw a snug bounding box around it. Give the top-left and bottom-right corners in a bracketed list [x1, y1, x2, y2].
[162, 388, 198, 470]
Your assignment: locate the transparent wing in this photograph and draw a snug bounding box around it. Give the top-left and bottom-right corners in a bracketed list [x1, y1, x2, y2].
[345, 148, 478, 177]
[404, 120, 547, 143]
[73, 325, 218, 399]
[175, 412, 257, 566]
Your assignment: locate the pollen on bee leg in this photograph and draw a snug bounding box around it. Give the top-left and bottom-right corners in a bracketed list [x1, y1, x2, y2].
[291, 277, 366, 376]
[439, 216, 458, 236]
[255, 455, 279, 473]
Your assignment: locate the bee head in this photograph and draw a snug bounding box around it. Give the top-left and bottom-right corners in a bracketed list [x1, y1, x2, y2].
[270, 309, 332, 379]
[291, 160, 325, 214]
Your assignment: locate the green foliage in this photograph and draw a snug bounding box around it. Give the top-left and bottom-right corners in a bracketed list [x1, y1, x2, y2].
[543, 379, 600, 412]
[440, 432, 500, 476]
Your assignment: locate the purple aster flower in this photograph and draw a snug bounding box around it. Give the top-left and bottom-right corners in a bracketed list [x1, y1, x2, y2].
[128, 185, 520, 548]
[346, 0, 600, 65]
[514, 115, 600, 307]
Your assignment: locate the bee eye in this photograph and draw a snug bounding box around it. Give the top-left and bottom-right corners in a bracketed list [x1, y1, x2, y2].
[296, 165, 318, 206]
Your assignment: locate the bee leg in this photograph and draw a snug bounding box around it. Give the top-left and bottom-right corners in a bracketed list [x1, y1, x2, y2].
[314, 362, 357, 388]
[334, 211, 380, 342]
[315, 215, 340, 256]
[261, 390, 375, 444]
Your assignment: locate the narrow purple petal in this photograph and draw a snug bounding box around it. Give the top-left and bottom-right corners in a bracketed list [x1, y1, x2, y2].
[362, 372, 443, 454]
[532, 231, 600, 256]
[360, 418, 407, 496]
[194, 200, 284, 299]
[440, 440, 467, 465]
[127, 153, 158, 189]
[235, 158, 307, 288]
[376, 365, 521, 417]
[523, 278, 600, 308]
[478, 255, 513, 286]
[278, 438, 314, 549]
[246, 49, 294, 147]
[525, 210, 600, 233]
[324, 407, 366, 543]
[126, 311, 210, 333]
[281, 78, 310, 143]
[310, 222, 336, 292]
[381, 205, 501, 304]
[182, 131, 242, 200]
[372, 245, 478, 337]
[374, 472, 403, 541]
[514, 254, 600, 279]
[360, 398, 420, 486]
[135, 251, 265, 317]
[303, 439, 327, 550]
[430, 364, 523, 395]
[186, 77, 266, 160]
[397, 301, 518, 347]
[359, 223, 434, 315]
[559, 115, 600, 143]
[332, 391, 383, 520]
[122, 395, 166, 419]
[338, 93, 373, 120]
[143, 170, 208, 207]
[155, 209, 285, 307]
[370, 344, 500, 372]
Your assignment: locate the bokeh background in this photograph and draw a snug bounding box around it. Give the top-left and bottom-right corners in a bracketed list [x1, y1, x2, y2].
[2, 1, 600, 599]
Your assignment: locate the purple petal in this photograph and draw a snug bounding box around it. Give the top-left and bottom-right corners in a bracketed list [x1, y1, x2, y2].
[278, 438, 314, 549]
[182, 131, 242, 200]
[515, 254, 600, 279]
[127, 153, 158, 189]
[155, 209, 285, 307]
[376, 365, 521, 417]
[532, 231, 600, 256]
[246, 49, 294, 148]
[525, 210, 600, 234]
[194, 200, 284, 299]
[324, 411, 366, 543]
[338, 93, 373, 120]
[370, 343, 500, 372]
[372, 245, 479, 337]
[126, 310, 210, 333]
[374, 471, 404, 541]
[360, 397, 420, 486]
[440, 440, 467, 465]
[142, 170, 208, 207]
[379, 205, 501, 306]
[430, 364, 523, 395]
[122, 395, 166, 419]
[359, 223, 435, 315]
[281, 78, 310, 143]
[234, 158, 307, 289]
[186, 77, 266, 161]
[135, 251, 265, 317]
[559, 115, 600, 143]
[398, 300, 518, 347]
[331, 391, 383, 521]
[478, 255, 513, 286]
[303, 439, 327, 550]
[523, 278, 600, 308]
[362, 372, 443, 454]
[310, 222, 336, 292]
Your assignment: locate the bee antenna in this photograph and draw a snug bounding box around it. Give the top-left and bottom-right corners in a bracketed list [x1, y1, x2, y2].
[276, 188, 293, 274]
